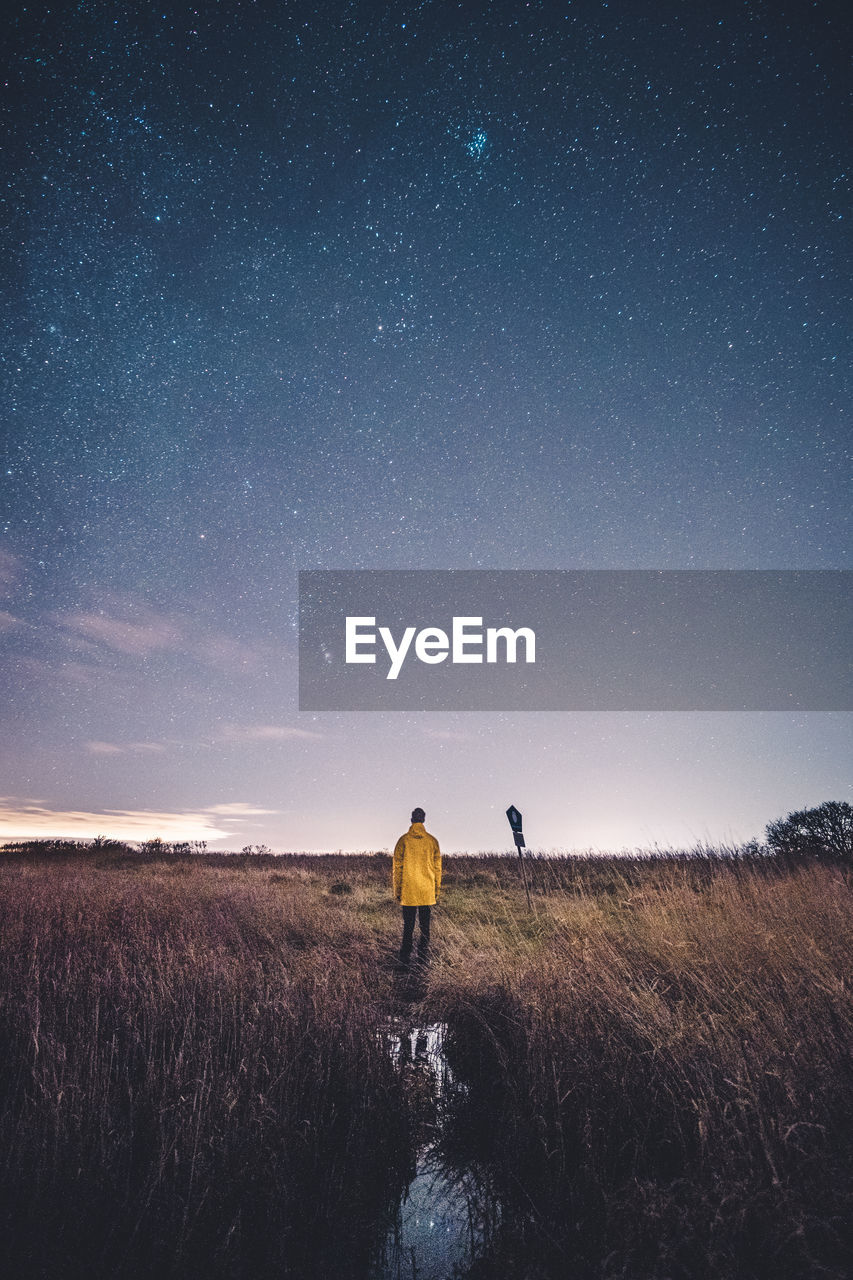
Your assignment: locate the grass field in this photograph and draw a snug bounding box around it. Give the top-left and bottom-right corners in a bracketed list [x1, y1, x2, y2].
[0, 846, 850, 1278]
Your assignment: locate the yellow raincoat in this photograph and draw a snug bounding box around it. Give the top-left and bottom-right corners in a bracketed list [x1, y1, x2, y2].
[393, 822, 442, 906]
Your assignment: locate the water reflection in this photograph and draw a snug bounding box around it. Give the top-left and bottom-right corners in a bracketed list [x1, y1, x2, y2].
[387, 1023, 449, 1094]
[377, 1021, 499, 1280]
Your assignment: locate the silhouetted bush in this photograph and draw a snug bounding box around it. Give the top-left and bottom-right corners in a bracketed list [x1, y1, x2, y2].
[766, 801, 853, 863]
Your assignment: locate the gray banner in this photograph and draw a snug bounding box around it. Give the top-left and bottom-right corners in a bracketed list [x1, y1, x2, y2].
[298, 570, 851, 711]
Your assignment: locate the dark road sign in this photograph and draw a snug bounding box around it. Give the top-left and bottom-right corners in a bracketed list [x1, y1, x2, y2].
[506, 804, 531, 908]
[506, 805, 525, 849]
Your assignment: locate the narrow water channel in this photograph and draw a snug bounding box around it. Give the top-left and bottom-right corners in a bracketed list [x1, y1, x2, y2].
[376, 1019, 498, 1279]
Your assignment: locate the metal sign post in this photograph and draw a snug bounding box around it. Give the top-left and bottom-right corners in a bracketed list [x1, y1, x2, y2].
[506, 805, 532, 909]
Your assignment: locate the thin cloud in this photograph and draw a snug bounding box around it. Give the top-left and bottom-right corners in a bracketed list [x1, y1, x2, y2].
[53, 594, 279, 675]
[219, 724, 322, 743]
[423, 727, 479, 743]
[204, 802, 278, 816]
[0, 610, 23, 633]
[58, 608, 182, 657]
[0, 799, 231, 842]
[86, 741, 168, 756]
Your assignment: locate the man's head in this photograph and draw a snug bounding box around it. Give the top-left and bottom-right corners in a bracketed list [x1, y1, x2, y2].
[411, 807, 426, 824]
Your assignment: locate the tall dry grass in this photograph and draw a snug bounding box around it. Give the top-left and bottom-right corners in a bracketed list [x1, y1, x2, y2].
[1, 848, 851, 1278]
[431, 859, 853, 1279]
[0, 856, 409, 1278]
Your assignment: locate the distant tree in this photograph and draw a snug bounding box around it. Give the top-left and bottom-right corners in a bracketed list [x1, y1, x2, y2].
[765, 801, 853, 863]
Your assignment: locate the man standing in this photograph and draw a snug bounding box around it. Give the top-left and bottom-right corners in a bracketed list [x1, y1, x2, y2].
[393, 807, 442, 963]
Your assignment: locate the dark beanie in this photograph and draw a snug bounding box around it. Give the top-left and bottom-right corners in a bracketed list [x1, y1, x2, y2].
[411, 807, 426, 823]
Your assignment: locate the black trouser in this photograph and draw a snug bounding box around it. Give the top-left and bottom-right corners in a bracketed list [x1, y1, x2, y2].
[401, 905, 431, 955]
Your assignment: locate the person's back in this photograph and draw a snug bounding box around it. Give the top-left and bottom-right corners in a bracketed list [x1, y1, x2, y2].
[393, 808, 441, 962]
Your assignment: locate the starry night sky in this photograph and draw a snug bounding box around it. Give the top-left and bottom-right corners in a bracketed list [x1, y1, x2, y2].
[1, 0, 850, 851]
